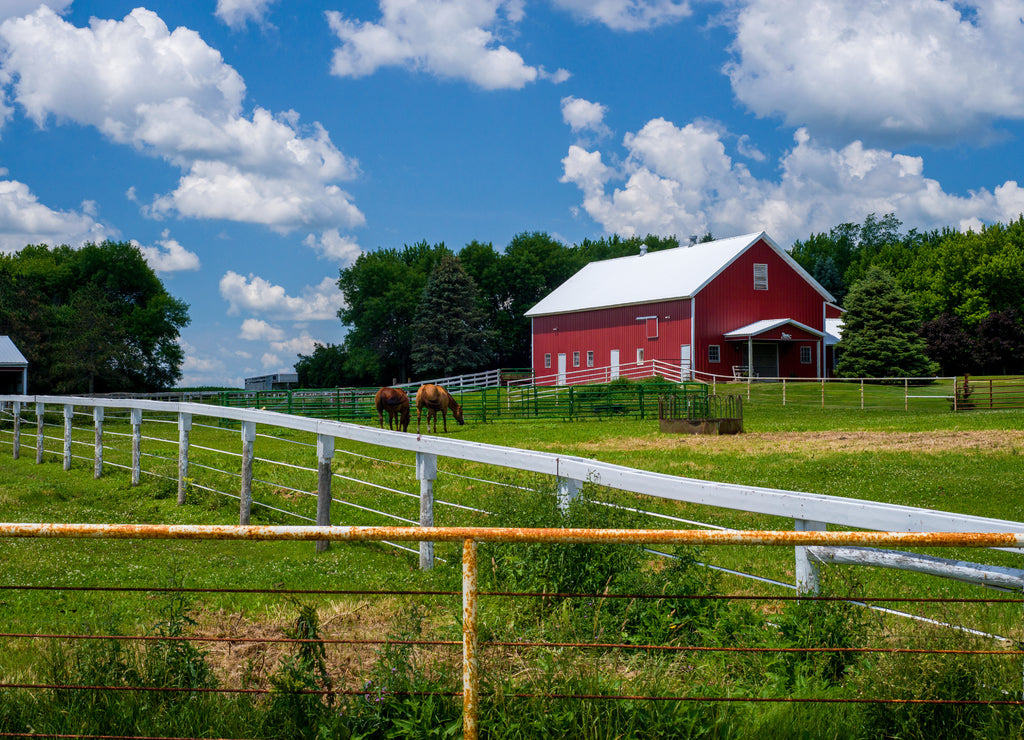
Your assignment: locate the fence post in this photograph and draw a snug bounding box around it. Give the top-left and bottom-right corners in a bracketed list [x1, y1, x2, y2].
[35, 402, 44, 464]
[639, 385, 645, 419]
[93, 407, 104, 479]
[12, 401, 20, 460]
[240, 421, 256, 525]
[63, 404, 73, 471]
[821, 378, 825, 408]
[782, 378, 786, 406]
[794, 519, 825, 594]
[417, 452, 438, 570]
[315, 434, 335, 553]
[130, 408, 142, 486]
[462, 538, 479, 740]
[557, 476, 582, 512]
[904, 378, 909, 412]
[177, 413, 192, 505]
[860, 379, 864, 410]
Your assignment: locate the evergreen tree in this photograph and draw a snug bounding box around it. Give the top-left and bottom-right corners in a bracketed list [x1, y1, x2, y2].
[836, 267, 938, 379]
[410, 254, 495, 377]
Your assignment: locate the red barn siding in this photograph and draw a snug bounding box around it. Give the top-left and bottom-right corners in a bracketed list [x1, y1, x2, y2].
[694, 240, 826, 377]
[532, 300, 691, 382]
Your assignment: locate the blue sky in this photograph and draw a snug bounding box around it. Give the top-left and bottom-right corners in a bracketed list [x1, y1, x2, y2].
[2, 0, 1024, 387]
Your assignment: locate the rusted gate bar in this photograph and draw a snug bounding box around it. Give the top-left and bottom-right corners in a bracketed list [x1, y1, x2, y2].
[462, 539, 479, 740]
[2, 522, 1022, 548]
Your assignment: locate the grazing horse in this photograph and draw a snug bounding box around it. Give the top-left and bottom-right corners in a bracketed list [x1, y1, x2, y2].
[416, 383, 464, 433]
[375, 387, 410, 432]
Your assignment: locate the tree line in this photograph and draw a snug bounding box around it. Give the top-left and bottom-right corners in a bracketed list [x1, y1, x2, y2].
[792, 214, 1024, 376]
[0, 241, 190, 393]
[303, 214, 1024, 387]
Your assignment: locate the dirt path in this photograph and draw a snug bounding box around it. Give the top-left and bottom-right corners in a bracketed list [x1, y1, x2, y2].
[570, 429, 1024, 456]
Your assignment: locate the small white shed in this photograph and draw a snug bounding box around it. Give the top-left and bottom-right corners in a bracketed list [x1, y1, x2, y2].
[0, 336, 28, 394]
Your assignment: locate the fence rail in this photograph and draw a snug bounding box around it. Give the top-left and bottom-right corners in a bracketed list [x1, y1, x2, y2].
[2, 392, 1023, 598]
[3, 523, 1024, 739]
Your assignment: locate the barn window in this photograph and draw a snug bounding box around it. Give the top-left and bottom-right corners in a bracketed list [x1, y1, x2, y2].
[708, 345, 721, 363]
[573, 351, 580, 367]
[637, 348, 645, 364]
[586, 351, 594, 367]
[544, 353, 551, 369]
[637, 315, 658, 338]
[753, 263, 768, 291]
[800, 346, 812, 364]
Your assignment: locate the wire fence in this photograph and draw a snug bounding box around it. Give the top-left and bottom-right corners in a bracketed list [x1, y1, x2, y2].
[2, 528, 1024, 739]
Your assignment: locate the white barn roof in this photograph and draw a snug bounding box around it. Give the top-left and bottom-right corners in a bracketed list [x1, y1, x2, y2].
[0, 336, 27, 367]
[525, 231, 834, 317]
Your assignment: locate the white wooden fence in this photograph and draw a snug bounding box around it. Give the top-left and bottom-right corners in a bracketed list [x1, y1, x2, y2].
[1, 393, 1022, 594]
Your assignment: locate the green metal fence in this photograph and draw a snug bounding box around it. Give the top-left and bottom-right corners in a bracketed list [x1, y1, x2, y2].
[215, 382, 710, 423]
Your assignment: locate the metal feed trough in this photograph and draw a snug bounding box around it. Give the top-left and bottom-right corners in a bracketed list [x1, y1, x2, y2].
[658, 393, 743, 435]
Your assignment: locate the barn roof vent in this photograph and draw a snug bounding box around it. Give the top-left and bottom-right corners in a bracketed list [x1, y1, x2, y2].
[688, 234, 699, 246]
[639, 243, 648, 256]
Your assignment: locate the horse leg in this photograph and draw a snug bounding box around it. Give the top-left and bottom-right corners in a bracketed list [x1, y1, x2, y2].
[442, 410, 447, 433]
[378, 408, 384, 428]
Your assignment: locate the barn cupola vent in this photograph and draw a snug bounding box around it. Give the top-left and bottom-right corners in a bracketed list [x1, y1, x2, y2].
[639, 243, 648, 256]
[688, 234, 699, 246]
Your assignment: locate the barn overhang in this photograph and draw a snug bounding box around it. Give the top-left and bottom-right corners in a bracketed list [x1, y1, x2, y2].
[724, 318, 823, 343]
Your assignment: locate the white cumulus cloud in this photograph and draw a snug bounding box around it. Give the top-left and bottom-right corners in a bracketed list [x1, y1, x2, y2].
[725, 0, 1024, 145]
[550, 0, 691, 31]
[327, 0, 569, 89]
[0, 7, 364, 232]
[561, 96, 610, 139]
[270, 330, 320, 356]
[220, 272, 345, 321]
[561, 117, 1024, 244]
[239, 318, 285, 341]
[215, 0, 278, 29]
[0, 176, 109, 251]
[302, 228, 363, 263]
[133, 231, 200, 273]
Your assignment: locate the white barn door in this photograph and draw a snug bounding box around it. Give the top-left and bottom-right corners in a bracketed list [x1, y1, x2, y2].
[609, 349, 620, 380]
[680, 344, 692, 381]
[557, 353, 567, 385]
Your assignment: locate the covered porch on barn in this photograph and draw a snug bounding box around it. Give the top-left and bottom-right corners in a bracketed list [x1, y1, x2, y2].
[724, 319, 824, 380]
[0, 336, 28, 394]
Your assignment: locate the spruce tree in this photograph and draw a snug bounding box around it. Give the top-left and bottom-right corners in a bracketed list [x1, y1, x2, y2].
[836, 266, 938, 379]
[410, 254, 495, 377]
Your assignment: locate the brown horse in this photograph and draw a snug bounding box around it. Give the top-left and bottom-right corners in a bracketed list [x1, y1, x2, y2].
[416, 383, 464, 433]
[375, 387, 410, 432]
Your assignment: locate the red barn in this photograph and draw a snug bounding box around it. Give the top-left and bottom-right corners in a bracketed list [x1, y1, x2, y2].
[525, 232, 843, 384]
